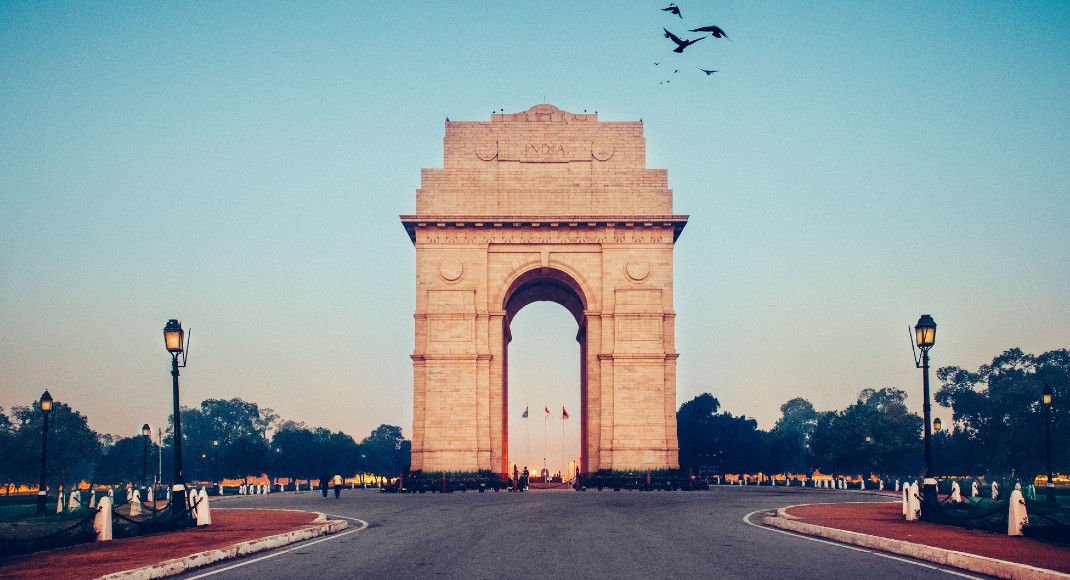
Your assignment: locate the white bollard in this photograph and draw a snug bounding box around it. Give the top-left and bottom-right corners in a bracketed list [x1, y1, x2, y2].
[1008, 489, 1028, 536]
[902, 485, 908, 515]
[879, 480, 884, 491]
[895, 480, 901, 492]
[89, 490, 96, 508]
[992, 481, 999, 500]
[951, 481, 962, 503]
[56, 492, 64, 514]
[147, 486, 154, 503]
[94, 497, 113, 541]
[971, 480, 979, 498]
[860, 480, 866, 491]
[130, 489, 142, 516]
[68, 490, 80, 511]
[906, 481, 921, 521]
[196, 489, 212, 526]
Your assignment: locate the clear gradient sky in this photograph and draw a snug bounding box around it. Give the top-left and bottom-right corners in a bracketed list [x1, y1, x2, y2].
[2, 2, 1068, 473]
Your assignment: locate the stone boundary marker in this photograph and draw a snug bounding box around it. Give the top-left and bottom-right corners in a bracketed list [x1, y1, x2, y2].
[99, 512, 347, 580]
[764, 507, 1069, 580]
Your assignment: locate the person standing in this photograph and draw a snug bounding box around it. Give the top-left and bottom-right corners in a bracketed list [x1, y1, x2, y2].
[321, 471, 329, 498]
[333, 474, 342, 498]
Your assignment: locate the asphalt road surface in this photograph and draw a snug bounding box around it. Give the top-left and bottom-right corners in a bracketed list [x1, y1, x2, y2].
[178, 486, 986, 579]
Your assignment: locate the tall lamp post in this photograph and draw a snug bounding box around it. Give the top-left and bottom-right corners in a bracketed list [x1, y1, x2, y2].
[36, 390, 53, 514]
[141, 423, 151, 491]
[164, 319, 190, 518]
[213, 440, 220, 490]
[1043, 383, 1055, 505]
[912, 314, 938, 521]
[933, 418, 942, 476]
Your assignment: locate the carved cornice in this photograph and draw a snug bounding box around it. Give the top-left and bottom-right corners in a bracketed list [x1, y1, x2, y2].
[400, 215, 689, 244]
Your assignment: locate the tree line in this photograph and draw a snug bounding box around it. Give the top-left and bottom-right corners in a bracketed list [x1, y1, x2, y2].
[678, 347, 1068, 481]
[1, 346, 1065, 489]
[0, 397, 409, 491]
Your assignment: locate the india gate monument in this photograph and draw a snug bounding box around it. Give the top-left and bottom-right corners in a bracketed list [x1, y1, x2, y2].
[402, 104, 688, 476]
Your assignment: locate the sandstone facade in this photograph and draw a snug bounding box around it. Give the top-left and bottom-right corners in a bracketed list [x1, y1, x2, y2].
[402, 104, 687, 475]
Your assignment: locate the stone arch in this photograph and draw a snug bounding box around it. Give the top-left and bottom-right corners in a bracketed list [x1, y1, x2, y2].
[402, 104, 688, 477]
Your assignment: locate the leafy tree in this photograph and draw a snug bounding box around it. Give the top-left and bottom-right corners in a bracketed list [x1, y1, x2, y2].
[935, 348, 1069, 478]
[167, 397, 278, 481]
[808, 388, 922, 477]
[270, 421, 360, 482]
[764, 398, 817, 474]
[677, 393, 766, 475]
[360, 424, 410, 477]
[5, 399, 102, 490]
[95, 435, 154, 485]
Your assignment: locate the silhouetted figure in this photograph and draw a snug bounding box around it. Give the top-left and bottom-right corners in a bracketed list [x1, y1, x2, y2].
[662, 3, 682, 18]
[698, 67, 718, 75]
[689, 25, 731, 41]
[664, 28, 705, 53]
[321, 471, 329, 498]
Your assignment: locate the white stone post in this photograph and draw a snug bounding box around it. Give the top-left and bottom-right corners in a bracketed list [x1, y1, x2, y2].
[130, 489, 142, 516]
[196, 489, 212, 526]
[94, 497, 113, 541]
[1008, 489, 1028, 536]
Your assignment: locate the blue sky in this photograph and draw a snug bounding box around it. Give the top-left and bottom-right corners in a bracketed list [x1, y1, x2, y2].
[2, 2, 1068, 472]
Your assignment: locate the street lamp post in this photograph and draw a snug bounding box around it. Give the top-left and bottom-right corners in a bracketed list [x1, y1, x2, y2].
[141, 423, 151, 491]
[865, 435, 873, 482]
[213, 440, 219, 490]
[164, 319, 190, 518]
[1043, 383, 1055, 505]
[933, 418, 942, 477]
[36, 390, 53, 514]
[912, 314, 938, 521]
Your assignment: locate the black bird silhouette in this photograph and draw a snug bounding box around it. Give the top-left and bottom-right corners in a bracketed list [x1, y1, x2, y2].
[662, 3, 682, 18]
[697, 67, 718, 75]
[654, 62, 660, 65]
[663, 28, 705, 53]
[689, 25, 731, 41]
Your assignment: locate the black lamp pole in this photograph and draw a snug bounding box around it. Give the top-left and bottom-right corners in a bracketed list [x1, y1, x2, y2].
[933, 418, 942, 476]
[141, 423, 151, 491]
[1043, 383, 1055, 505]
[164, 319, 188, 518]
[913, 314, 939, 521]
[213, 440, 219, 487]
[36, 390, 53, 514]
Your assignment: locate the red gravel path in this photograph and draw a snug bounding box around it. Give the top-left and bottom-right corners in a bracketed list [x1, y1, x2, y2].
[785, 501, 1070, 574]
[0, 508, 322, 579]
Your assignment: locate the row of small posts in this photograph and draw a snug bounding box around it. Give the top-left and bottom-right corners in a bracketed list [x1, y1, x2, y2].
[902, 480, 1030, 536]
[91, 488, 212, 541]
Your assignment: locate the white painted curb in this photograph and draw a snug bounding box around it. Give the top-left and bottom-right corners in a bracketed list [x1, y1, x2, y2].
[763, 512, 1070, 580]
[99, 510, 348, 580]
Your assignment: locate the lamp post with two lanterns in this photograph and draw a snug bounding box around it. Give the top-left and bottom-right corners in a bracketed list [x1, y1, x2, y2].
[912, 314, 939, 521]
[36, 390, 53, 514]
[164, 319, 190, 518]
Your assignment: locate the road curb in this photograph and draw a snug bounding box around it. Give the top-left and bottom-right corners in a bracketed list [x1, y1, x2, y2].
[762, 513, 1070, 580]
[99, 511, 348, 580]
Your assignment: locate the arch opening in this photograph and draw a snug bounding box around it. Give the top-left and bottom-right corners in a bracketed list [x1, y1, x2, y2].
[501, 268, 589, 478]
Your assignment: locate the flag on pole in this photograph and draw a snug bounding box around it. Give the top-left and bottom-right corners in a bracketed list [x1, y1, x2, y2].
[562, 406, 569, 419]
[544, 405, 550, 416]
[522, 405, 528, 418]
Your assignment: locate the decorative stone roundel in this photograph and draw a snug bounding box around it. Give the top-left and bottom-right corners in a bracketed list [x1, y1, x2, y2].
[439, 259, 465, 283]
[625, 258, 650, 283]
[475, 141, 498, 161]
[592, 142, 614, 161]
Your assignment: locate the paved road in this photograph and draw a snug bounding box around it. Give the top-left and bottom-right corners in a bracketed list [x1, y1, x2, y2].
[179, 487, 985, 579]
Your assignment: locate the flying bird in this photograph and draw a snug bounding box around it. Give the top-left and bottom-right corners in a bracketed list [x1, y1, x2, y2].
[664, 28, 705, 53]
[662, 3, 682, 18]
[698, 67, 718, 75]
[689, 25, 731, 41]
